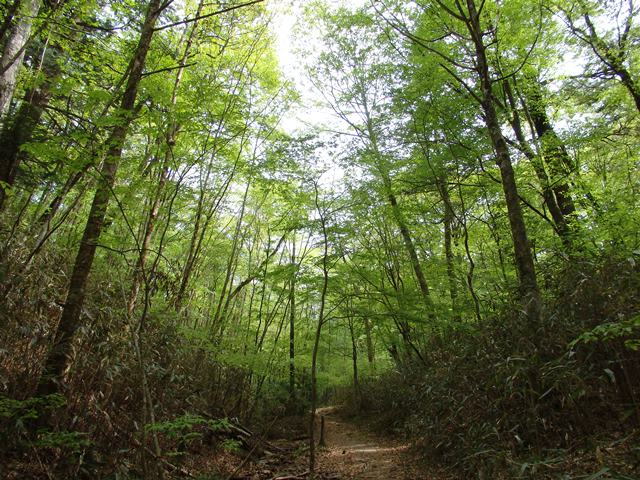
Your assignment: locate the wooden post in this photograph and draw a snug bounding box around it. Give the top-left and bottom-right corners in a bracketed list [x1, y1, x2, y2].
[319, 415, 326, 447]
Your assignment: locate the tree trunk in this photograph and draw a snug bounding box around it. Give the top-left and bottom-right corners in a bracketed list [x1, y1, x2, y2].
[288, 236, 296, 410]
[37, 0, 163, 396]
[0, 43, 60, 210]
[363, 316, 374, 364]
[503, 78, 572, 246]
[127, 0, 204, 317]
[524, 79, 576, 221]
[0, 0, 40, 117]
[436, 176, 459, 320]
[348, 317, 361, 410]
[386, 183, 432, 306]
[465, 0, 541, 322]
[309, 183, 330, 476]
[579, 12, 640, 113]
[212, 181, 251, 329]
[363, 98, 433, 310]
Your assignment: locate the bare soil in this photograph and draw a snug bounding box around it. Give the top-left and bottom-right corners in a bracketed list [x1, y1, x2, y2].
[315, 406, 446, 480]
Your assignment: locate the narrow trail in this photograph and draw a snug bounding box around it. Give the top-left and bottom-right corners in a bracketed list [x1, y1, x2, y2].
[315, 407, 435, 480]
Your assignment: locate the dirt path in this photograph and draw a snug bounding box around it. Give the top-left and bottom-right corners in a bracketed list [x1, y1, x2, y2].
[315, 407, 432, 479]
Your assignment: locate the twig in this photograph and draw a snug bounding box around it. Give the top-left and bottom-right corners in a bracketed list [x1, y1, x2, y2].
[224, 414, 283, 480]
[272, 472, 309, 480]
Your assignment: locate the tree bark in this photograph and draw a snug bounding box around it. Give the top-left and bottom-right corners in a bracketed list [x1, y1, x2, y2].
[363, 98, 433, 310]
[524, 79, 576, 221]
[436, 176, 460, 320]
[363, 315, 374, 364]
[348, 317, 361, 410]
[0, 44, 59, 210]
[503, 78, 572, 245]
[127, 0, 204, 317]
[0, 0, 40, 117]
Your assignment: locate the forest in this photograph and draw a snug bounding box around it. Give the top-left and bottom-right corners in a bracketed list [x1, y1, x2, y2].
[0, 0, 639, 478]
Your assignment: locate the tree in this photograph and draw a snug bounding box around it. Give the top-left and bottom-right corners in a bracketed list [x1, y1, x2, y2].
[557, 0, 640, 112]
[308, 177, 332, 476]
[37, 0, 166, 396]
[308, 6, 435, 313]
[376, 0, 543, 321]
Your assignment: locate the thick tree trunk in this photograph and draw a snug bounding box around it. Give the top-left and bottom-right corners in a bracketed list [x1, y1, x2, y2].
[0, 0, 22, 46]
[465, 0, 541, 322]
[0, 0, 40, 116]
[37, 0, 163, 395]
[616, 67, 640, 113]
[525, 80, 576, 221]
[503, 79, 572, 245]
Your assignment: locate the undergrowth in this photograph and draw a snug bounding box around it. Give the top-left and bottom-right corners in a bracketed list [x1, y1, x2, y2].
[0, 249, 298, 478]
[351, 251, 640, 479]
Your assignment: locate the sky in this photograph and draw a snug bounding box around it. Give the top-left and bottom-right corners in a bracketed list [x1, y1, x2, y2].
[269, 0, 367, 134]
[266, 0, 369, 187]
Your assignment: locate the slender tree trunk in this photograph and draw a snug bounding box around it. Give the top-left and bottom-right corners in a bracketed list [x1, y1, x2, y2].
[309, 184, 330, 476]
[348, 317, 361, 410]
[174, 156, 238, 312]
[465, 0, 541, 322]
[0, 0, 40, 117]
[385, 182, 432, 306]
[36, 0, 163, 396]
[127, 0, 204, 317]
[364, 100, 433, 310]
[457, 182, 482, 322]
[213, 181, 251, 328]
[436, 177, 459, 320]
[35, 165, 87, 237]
[288, 236, 296, 410]
[578, 12, 640, 113]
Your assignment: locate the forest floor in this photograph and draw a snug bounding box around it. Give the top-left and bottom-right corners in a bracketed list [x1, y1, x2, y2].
[313, 406, 442, 479]
[193, 405, 452, 479]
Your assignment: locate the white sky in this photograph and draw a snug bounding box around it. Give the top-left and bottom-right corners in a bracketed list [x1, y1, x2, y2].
[267, 0, 367, 188]
[269, 0, 367, 134]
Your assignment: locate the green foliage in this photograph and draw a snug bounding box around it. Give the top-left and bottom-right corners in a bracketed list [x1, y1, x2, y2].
[0, 393, 66, 431]
[1, 0, 640, 478]
[33, 430, 91, 452]
[219, 439, 242, 453]
[0, 394, 91, 453]
[572, 315, 640, 351]
[145, 414, 232, 452]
